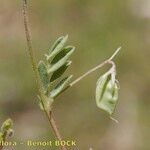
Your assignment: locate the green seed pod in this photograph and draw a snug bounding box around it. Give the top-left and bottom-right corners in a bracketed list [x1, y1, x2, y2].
[96, 73, 119, 115]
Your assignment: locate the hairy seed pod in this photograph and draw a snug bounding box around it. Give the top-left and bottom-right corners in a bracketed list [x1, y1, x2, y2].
[96, 73, 119, 115]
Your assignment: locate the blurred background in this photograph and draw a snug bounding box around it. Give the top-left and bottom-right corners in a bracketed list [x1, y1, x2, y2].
[0, 0, 150, 149]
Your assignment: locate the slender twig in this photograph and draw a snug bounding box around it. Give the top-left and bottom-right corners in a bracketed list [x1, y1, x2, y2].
[54, 47, 121, 99]
[49, 112, 64, 141]
[70, 47, 121, 87]
[108, 47, 121, 61]
[22, 1, 67, 150]
[70, 60, 108, 87]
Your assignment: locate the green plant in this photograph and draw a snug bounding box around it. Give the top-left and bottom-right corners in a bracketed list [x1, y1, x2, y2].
[22, 0, 121, 150]
[0, 119, 13, 150]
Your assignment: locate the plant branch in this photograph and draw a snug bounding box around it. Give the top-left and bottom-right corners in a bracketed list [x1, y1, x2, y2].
[108, 47, 121, 61]
[49, 112, 64, 142]
[54, 47, 121, 99]
[70, 47, 121, 87]
[22, 1, 67, 150]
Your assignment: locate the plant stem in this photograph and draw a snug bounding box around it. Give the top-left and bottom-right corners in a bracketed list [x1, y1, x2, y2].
[55, 47, 121, 99]
[70, 60, 108, 86]
[49, 112, 64, 142]
[70, 47, 121, 87]
[22, 1, 67, 150]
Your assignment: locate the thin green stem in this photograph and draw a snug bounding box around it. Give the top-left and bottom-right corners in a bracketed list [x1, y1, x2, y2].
[108, 47, 121, 61]
[22, 1, 67, 150]
[22, 0, 41, 96]
[55, 47, 121, 99]
[70, 60, 108, 87]
[70, 47, 121, 87]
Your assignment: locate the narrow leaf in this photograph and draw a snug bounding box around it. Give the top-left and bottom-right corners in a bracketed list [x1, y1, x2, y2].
[51, 46, 75, 64]
[47, 35, 68, 60]
[50, 61, 72, 82]
[96, 74, 119, 115]
[48, 46, 75, 73]
[38, 61, 49, 90]
[50, 75, 73, 98]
